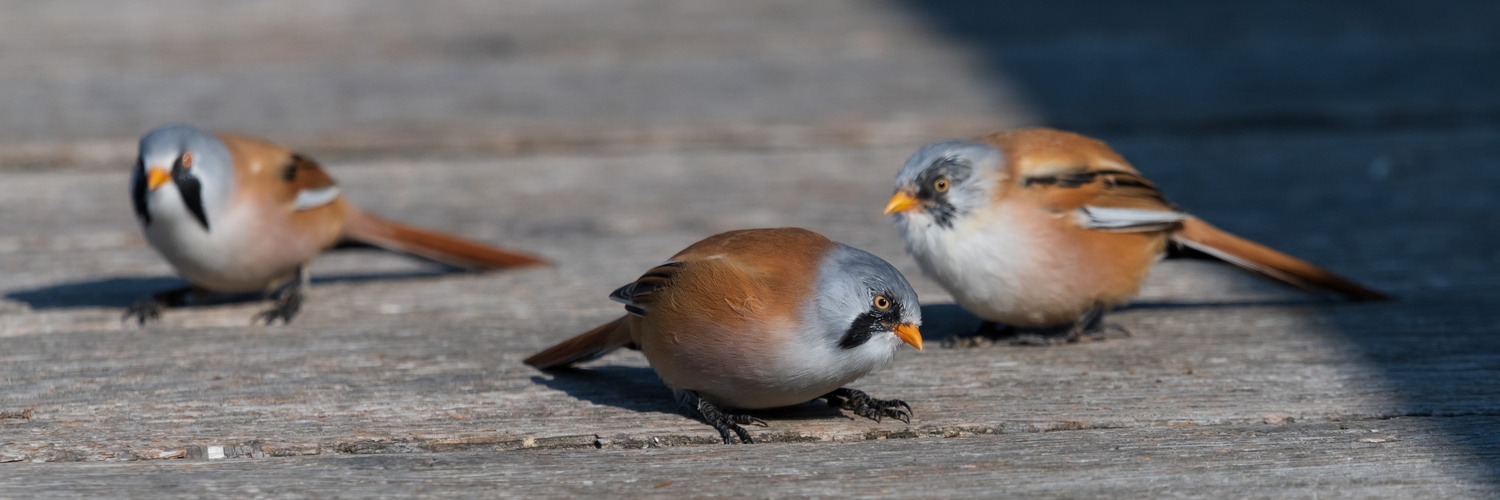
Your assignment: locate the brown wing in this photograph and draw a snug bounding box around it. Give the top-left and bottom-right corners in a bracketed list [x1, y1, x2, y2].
[283, 153, 338, 197]
[609, 261, 686, 317]
[217, 133, 340, 209]
[979, 128, 1186, 231]
[981, 128, 1388, 301]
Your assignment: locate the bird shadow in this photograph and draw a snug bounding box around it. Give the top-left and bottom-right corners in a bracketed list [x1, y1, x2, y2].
[530, 365, 848, 421]
[918, 299, 1349, 344]
[4, 269, 459, 310]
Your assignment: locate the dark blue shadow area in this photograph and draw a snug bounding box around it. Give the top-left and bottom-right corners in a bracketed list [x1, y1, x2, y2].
[531, 365, 853, 422]
[893, 0, 1500, 136]
[5, 270, 458, 310]
[531, 366, 681, 417]
[895, 0, 1500, 483]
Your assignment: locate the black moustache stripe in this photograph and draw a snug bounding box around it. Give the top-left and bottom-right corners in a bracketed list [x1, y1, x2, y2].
[131, 160, 151, 225]
[929, 202, 959, 229]
[174, 162, 210, 231]
[839, 302, 903, 350]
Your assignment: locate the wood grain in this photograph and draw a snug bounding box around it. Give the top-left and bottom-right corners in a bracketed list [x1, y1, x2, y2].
[1, 0, 1498, 496]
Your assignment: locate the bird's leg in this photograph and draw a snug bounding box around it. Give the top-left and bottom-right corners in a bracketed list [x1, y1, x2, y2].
[939, 321, 1016, 348]
[821, 388, 912, 424]
[682, 390, 766, 444]
[1060, 306, 1130, 342]
[974, 320, 1016, 339]
[123, 286, 196, 325]
[1011, 307, 1128, 345]
[253, 269, 307, 325]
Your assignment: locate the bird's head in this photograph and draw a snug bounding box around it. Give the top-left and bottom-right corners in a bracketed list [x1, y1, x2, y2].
[811, 244, 923, 360]
[884, 140, 1002, 230]
[131, 124, 234, 231]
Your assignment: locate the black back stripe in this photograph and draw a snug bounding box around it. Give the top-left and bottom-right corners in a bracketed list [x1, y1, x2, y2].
[1023, 170, 1171, 204]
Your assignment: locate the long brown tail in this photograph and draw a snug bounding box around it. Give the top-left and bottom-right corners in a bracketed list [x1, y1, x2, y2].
[340, 208, 549, 271]
[524, 316, 634, 369]
[1170, 218, 1391, 301]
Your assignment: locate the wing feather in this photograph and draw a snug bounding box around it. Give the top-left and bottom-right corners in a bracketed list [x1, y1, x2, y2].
[608, 261, 684, 317]
[282, 153, 341, 211]
[1025, 169, 1188, 232]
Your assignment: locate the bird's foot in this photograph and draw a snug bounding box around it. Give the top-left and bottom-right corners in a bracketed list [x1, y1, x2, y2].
[121, 287, 193, 326]
[122, 300, 163, 325]
[1006, 308, 1128, 346]
[253, 286, 303, 325]
[1009, 323, 1128, 345]
[822, 388, 912, 424]
[687, 392, 766, 444]
[940, 321, 1013, 348]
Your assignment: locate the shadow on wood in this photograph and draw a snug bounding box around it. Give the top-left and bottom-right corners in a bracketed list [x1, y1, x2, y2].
[5, 270, 458, 310]
[530, 366, 863, 422]
[530, 366, 683, 417]
[896, 0, 1500, 482]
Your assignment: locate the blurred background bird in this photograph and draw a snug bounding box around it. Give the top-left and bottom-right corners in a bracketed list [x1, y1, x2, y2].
[886, 128, 1389, 343]
[126, 123, 549, 325]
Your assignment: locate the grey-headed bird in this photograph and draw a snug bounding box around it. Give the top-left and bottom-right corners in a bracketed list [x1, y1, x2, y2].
[526, 228, 923, 444]
[127, 124, 548, 325]
[885, 128, 1388, 342]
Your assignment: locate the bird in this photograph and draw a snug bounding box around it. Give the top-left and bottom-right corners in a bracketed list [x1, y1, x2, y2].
[125, 123, 549, 325]
[884, 128, 1389, 343]
[524, 228, 924, 444]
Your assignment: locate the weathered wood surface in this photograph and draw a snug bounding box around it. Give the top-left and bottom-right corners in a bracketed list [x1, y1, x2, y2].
[3, 419, 1496, 498]
[2, 0, 1499, 497]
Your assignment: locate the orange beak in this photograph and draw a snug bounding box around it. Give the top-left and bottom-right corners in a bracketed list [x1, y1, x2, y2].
[883, 191, 921, 215]
[146, 168, 171, 191]
[893, 323, 923, 350]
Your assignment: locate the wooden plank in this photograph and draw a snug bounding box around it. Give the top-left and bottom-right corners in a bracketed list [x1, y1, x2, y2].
[0, 0, 1028, 166]
[2, 131, 1497, 465]
[1, 0, 1498, 496]
[3, 419, 1495, 497]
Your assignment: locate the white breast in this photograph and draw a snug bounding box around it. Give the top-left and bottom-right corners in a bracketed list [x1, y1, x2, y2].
[897, 203, 1094, 327]
[667, 318, 899, 411]
[141, 189, 275, 292]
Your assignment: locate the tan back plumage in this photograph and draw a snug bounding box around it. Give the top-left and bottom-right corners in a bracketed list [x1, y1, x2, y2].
[219, 133, 549, 271]
[978, 128, 1389, 302]
[524, 228, 834, 370]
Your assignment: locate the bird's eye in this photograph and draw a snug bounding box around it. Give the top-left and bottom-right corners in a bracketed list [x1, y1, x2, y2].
[873, 295, 891, 310]
[179, 152, 194, 169]
[933, 178, 949, 193]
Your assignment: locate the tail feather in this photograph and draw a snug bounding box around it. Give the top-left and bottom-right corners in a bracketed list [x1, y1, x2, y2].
[340, 208, 549, 271]
[1169, 218, 1391, 301]
[525, 316, 635, 369]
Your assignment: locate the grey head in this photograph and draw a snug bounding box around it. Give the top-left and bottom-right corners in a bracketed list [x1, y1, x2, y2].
[885, 140, 1003, 229]
[131, 124, 235, 231]
[809, 243, 923, 354]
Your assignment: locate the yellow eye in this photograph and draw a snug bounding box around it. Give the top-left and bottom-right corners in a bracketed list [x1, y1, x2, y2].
[933, 178, 949, 192]
[180, 152, 194, 168]
[873, 295, 891, 310]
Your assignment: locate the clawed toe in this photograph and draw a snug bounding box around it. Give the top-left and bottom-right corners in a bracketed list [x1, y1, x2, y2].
[122, 301, 162, 325]
[253, 289, 303, 325]
[733, 414, 769, 427]
[823, 388, 914, 425]
[708, 413, 757, 444]
[689, 392, 760, 444]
